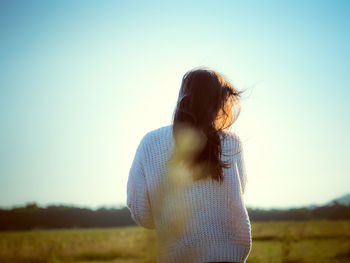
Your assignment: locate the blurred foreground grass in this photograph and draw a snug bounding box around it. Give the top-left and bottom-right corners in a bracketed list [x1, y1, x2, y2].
[0, 220, 349, 263]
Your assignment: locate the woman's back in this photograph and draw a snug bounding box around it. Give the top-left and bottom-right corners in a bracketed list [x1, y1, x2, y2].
[127, 124, 251, 263]
[127, 67, 251, 263]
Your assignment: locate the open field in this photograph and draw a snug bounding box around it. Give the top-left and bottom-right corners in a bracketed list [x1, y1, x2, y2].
[0, 220, 349, 263]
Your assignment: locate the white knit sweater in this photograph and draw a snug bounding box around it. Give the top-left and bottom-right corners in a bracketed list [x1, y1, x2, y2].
[126, 125, 252, 263]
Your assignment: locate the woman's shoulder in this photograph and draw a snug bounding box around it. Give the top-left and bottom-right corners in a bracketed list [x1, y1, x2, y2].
[139, 125, 173, 151]
[142, 125, 172, 140]
[219, 131, 244, 156]
[220, 130, 241, 143]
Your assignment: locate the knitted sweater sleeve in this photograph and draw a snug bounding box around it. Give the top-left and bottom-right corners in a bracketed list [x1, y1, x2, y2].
[236, 136, 248, 195]
[126, 138, 155, 229]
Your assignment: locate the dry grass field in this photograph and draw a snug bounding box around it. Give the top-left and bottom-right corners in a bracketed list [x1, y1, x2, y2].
[0, 220, 349, 263]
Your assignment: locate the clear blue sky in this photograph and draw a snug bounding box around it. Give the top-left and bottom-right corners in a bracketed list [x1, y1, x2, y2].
[1, 0, 349, 210]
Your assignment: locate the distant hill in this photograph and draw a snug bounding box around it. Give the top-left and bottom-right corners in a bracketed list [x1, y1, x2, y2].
[327, 193, 350, 206]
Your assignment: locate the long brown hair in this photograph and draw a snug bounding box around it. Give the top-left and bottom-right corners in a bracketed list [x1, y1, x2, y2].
[172, 67, 243, 184]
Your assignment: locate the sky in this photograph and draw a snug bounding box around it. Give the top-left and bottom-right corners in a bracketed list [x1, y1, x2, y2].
[0, 0, 349, 210]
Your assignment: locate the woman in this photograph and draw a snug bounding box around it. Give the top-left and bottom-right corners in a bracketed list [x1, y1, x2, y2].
[127, 67, 251, 263]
